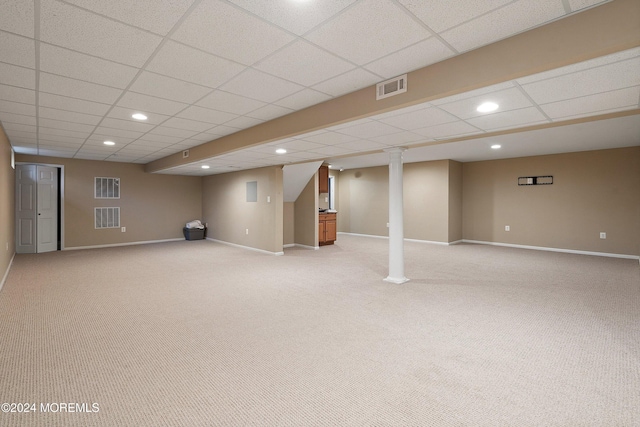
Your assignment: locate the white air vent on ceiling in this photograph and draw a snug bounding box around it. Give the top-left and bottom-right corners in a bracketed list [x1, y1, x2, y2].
[376, 74, 407, 100]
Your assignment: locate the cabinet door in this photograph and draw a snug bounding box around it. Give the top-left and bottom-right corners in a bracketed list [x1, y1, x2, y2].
[325, 220, 336, 242]
[318, 165, 329, 194]
[318, 220, 326, 243]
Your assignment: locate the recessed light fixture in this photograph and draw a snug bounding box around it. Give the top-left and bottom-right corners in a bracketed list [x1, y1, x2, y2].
[491, 144, 501, 149]
[201, 165, 210, 169]
[103, 141, 115, 146]
[477, 102, 499, 113]
[275, 148, 287, 154]
[132, 113, 148, 120]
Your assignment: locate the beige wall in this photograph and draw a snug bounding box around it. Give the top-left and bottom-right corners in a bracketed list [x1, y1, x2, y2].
[0, 126, 15, 282]
[283, 202, 294, 246]
[15, 154, 202, 249]
[202, 166, 283, 254]
[462, 147, 640, 256]
[338, 160, 459, 243]
[448, 161, 463, 242]
[294, 173, 318, 247]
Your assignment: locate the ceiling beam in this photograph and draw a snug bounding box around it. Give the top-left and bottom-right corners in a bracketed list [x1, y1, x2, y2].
[146, 0, 640, 173]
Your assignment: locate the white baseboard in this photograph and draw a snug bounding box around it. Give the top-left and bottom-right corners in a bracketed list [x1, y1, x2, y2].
[293, 244, 320, 250]
[0, 252, 16, 293]
[462, 239, 640, 260]
[283, 244, 295, 248]
[206, 238, 284, 256]
[339, 232, 456, 246]
[64, 238, 184, 251]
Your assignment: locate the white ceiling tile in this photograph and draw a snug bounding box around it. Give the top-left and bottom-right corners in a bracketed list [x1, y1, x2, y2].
[308, 145, 356, 156]
[441, 1, 566, 53]
[273, 88, 332, 110]
[38, 133, 85, 144]
[13, 147, 38, 155]
[100, 117, 155, 133]
[186, 133, 221, 143]
[568, 0, 611, 12]
[256, 40, 355, 86]
[274, 139, 326, 152]
[63, 0, 195, 35]
[196, 91, 266, 115]
[306, 0, 430, 65]
[370, 131, 426, 146]
[414, 120, 482, 138]
[39, 118, 94, 133]
[39, 73, 123, 103]
[93, 126, 144, 140]
[0, 84, 35, 104]
[221, 69, 304, 103]
[370, 102, 434, 121]
[228, 0, 356, 36]
[136, 134, 184, 144]
[116, 92, 188, 116]
[39, 93, 111, 116]
[335, 120, 404, 139]
[312, 68, 382, 97]
[40, 0, 162, 67]
[516, 47, 640, 85]
[178, 106, 238, 125]
[0, 32, 35, 68]
[0, 100, 35, 116]
[548, 106, 636, 122]
[364, 37, 455, 79]
[129, 71, 212, 104]
[339, 139, 387, 152]
[522, 57, 640, 104]
[38, 126, 89, 139]
[466, 107, 548, 131]
[378, 106, 458, 130]
[2, 123, 36, 133]
[437, 87, 534, 120]
[147, 41, 245, 88]
[37, 148, 76, 158]
[205, 125, 240, 137]
[0, 0, 33, 37]
[0, 111, 36, 126]
[0, 63, 35, 89]
[541, 86, 640, 119]
[162, 117, 215, 132]
[39, 107, 101, 125]
[326, 117, 372, 131]
[245, 104, 293, 121]
[430, 81, 515, 105]
[223, 116, 264, 129]
[399, 0, 512, 33]
[39, 44, 139, 89]
[299, 131, 359, 145]
[38, 139, 83, 148]
[172, 0, 294, 65]
[148, 126, 197, 138]
[107, 107, 170, 125]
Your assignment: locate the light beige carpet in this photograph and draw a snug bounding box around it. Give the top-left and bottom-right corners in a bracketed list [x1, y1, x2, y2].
[0, 235, 638, 426]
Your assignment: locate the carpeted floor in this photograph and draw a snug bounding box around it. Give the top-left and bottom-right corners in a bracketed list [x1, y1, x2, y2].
[0, 235, 638, 426]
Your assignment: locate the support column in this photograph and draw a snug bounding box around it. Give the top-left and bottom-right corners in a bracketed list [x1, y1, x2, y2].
[384, 148, 409, 284]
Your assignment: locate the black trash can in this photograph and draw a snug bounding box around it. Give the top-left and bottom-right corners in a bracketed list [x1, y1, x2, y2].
[183, 227, 206, 240]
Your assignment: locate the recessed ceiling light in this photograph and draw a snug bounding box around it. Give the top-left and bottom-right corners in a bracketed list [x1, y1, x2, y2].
[491, 144, 501, 149]
[477, 102, 499, 113]
[103, 141, 115, 146]
[132, 113, 148, 120]
[201, 165, 210, 169]
[275, 148, 287, 154]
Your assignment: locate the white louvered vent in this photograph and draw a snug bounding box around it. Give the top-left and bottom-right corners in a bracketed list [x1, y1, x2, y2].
[183, 150, 189, 158]
[95, 207, 120, 229]
[376, 74, 407, 100]
[95, 177, 120, 199]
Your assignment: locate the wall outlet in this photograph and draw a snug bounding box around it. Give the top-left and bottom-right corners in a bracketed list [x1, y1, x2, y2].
[121, 227, 126, 232]
[505, 225, 510, 231]
[325, 197, 328, 202]
[267, 196, 271, 203]
[246, 228, 249, 235]
[600, 232, 606, 239]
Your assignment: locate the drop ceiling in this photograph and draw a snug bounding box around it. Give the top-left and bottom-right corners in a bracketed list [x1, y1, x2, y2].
[0, 0, 638, 175]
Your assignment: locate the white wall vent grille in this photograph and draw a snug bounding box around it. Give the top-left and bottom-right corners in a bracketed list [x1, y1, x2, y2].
[376, 74, 407, 100]
[95, 177, 120, 199]
[95, 207, 120, 229]
[183, 150, 189, 158]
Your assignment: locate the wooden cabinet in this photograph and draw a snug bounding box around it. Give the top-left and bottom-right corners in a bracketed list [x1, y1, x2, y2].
[318, 165, 329, 194]
[319, 213, 336, 246]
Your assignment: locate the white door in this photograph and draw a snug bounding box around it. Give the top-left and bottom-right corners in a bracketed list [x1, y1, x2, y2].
[16, 164, 37, 254]
[37, 166, 58, 253]
[15, 164, 59, 254]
